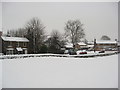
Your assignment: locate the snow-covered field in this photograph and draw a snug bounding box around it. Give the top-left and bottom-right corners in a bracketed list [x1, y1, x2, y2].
[2, 54, 118, 88]
[0, 60, 2, 89]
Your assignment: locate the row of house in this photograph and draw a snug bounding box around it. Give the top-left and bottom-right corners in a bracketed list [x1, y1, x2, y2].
[65, 40, 119, 51]
[94, 40, 118, 51]
[0, 31, 119, 55]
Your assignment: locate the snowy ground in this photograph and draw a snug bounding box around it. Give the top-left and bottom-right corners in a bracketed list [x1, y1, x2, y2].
[0, 60, 2, 89]
[2, 54, 118, 88]
[0, 51, 118, 59]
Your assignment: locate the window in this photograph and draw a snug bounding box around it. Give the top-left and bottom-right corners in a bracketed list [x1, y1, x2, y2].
[7, 50, 13, 55]
[23, 43, 26, 47]
[16, 42, 19, 47]
[8, 42, 12, 47]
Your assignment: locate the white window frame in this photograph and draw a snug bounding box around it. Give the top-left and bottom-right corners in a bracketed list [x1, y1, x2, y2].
[16, 42, 19, 47]
[7, 50, 13, 55]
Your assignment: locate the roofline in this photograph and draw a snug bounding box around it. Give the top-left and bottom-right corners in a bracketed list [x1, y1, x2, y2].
[1, 36, 29, 42]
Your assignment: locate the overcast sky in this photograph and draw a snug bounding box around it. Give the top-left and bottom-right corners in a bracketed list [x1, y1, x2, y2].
[0, 3, 2, 31]
[2, 2, 118, 41]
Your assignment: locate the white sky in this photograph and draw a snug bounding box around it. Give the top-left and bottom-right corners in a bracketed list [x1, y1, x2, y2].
[1, 0, 119, 2]
[0, 3, 2, 31]
[1, 2, 118, 41]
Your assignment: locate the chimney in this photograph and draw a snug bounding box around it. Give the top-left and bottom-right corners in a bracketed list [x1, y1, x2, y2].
[0, 31, 2, 37]
[115, 39, 117, 42]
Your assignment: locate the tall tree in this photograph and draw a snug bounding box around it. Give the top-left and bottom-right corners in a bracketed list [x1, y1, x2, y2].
[101, 35, 111, 40]
[47, 30, 65, 54]
[15, 28, 27, 37]
[25, 17, 46, 54]
[6, 29, 16, 37]
[64, 20, 85, 47]
[6, 28, 27, 37]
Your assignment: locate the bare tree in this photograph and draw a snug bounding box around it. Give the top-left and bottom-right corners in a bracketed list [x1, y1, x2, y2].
[6, 28, 27, 37]
[15, 28, 27, 37]
[101, 35, 111, 40]
[6, 17, 46, 54]
[64, 20, 85, 47]
[6, 29, 16, 37]
[25, 17, 46, 54]
[46, 30, 65, 54]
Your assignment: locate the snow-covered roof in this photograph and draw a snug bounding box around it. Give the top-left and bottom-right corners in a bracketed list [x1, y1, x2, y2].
[1, 36, 29, 42]
[16, 47, 23, 51]
[44, 35, 51, 42]
[7, 48, 14, 50]
[87, 45, 94, 47]
[77, 42, 86, 46]
[87, 41, 94, 45]
[96, 40, 117, 44]
[65, 43, 73, 48]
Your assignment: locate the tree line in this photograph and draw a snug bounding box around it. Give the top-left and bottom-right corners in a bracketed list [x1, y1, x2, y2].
[6, 17, 111, 54]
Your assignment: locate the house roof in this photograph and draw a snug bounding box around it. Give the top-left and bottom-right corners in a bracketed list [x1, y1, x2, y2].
[77, 42, 86, 46]
[87, 45, 94, 47]
[65, 42, 86, 48]
[65, 43, 73, 48]
[87, 41, 94, 45]
[96, 40, 117, 44]
[1, 36, 29, 42]
[16, 47, 23, 51]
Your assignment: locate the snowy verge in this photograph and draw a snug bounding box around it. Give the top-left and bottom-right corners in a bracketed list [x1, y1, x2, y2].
[0, 51, 119, 59]
[2, 55, 118, 88]
[0, 60, 2, 89]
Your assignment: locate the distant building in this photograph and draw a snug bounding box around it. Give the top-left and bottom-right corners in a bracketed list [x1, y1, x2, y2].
[75, 42, 87, 50]
[118, 43, 120, 52]
[0, 32, 29, 55]
[64, 42, 87, 50]
[95, 40, 118, 51]
[64, 43, 73, 49]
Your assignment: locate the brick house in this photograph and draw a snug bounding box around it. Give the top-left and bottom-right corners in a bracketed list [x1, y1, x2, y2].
[0, 34, 29, 55]
[64, 42, 87, 50]
[95, 40, 118, 51]
[75, 42, 87, 50]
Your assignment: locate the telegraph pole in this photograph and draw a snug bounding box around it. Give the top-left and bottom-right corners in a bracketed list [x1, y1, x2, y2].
[94, 38, 96, 52]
